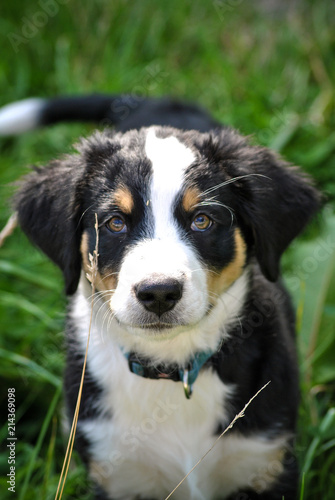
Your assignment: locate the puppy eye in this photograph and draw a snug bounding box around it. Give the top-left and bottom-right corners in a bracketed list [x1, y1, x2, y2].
[191, 214, 212, 232]
[107, 216, 127, 233]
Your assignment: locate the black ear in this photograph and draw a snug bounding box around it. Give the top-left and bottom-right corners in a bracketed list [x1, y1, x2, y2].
[234, 147, 320, 281]
[15, 158, 83, 294]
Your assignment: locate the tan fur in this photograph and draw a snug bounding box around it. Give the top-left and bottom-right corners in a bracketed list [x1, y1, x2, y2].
[80, 232, 117, 293]
[112, 185, 134, 214]
[207, 229, 247, 303]
[80, 232, 91, 274]
[182, 186, 201, 212]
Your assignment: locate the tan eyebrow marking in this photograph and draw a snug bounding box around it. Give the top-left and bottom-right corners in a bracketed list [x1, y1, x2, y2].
[182, 186, 201, 212]
[112, 186, 134, 214]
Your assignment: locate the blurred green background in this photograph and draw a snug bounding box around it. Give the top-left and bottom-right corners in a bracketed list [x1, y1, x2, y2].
[0, 1, 334, 498]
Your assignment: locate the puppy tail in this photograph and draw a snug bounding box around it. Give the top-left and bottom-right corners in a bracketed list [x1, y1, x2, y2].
[0, 95, 150, 135]
[0, 94, 220, 135]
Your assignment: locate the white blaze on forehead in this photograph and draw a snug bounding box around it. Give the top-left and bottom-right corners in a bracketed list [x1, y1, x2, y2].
[145, 128, 195, 237]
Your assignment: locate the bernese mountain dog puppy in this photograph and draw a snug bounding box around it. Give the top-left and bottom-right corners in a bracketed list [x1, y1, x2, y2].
[0, 95, 320, 499]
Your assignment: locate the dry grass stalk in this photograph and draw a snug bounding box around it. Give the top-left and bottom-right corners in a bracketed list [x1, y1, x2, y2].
[0, 212, 18, 247]
[164, 381, 271, 500]
[55, 214, 99, 500]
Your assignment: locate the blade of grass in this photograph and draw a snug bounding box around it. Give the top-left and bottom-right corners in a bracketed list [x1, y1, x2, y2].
[0, 291, 59, 329]
[0, 348, 61, 387]
[269, 113, 300, 152]
[302, 407, 335, 475]
[306, 240, 335, 372]
[42, 416, 58, 499]
[300, 473, 305, 500]
[0, 259, 59, 290]
[19, 384, 62, 500]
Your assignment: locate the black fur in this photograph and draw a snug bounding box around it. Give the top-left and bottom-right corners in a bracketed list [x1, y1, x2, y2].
[15, 159, 83, 294]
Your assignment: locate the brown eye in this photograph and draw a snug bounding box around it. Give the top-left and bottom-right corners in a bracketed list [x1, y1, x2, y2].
[107, 216, 127, 233]
[191, 214, 212, 232]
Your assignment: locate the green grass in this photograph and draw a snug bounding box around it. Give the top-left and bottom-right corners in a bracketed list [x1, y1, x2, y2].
[0, 0, 334, 498]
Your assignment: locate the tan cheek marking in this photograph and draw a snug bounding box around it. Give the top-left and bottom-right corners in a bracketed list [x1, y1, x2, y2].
[182, 186, 201, 212]
[80, 232, 117, 294]
[207, 228, 247, 303]
[113, 186, 134, 214]
[95, 271, 118, 294]
[80, 232, 91, 275]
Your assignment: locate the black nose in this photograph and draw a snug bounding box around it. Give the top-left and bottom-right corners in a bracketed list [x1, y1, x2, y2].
[134, 278, 183, 317]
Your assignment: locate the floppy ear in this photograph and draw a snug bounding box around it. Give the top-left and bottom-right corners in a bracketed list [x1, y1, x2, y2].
[15, 158, 83, 294]
[234, 147, 320, 281]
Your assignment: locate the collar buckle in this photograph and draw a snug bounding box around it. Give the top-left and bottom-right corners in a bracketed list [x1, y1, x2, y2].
[182, 368, 193, 399]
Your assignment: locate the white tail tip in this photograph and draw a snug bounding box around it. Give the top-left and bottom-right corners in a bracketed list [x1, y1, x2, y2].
[0, 98, 46, 135]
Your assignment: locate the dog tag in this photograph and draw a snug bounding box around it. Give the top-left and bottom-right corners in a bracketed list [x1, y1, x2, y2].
[182, 369, 193, 399]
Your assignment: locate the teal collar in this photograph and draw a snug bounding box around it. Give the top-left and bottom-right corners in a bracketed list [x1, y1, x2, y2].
[125, 349, 215, 399]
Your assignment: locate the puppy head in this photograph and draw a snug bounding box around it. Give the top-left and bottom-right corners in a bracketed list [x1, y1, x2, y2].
[15, 126, 319, 337]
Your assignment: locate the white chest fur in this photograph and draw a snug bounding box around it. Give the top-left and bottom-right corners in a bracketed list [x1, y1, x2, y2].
[70, 289, 287, 500]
